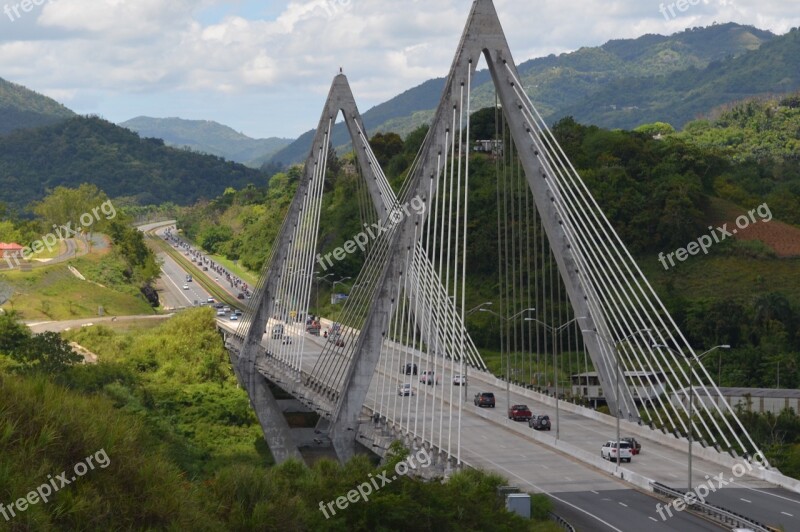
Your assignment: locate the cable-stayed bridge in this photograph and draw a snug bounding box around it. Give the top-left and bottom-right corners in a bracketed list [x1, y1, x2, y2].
[219, 1, 800, 529]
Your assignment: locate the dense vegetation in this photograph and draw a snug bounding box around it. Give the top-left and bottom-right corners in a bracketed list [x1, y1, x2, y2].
[0, 77, 75, 135]
[0, 116, 268, 212]
[0, 310, 556, 530]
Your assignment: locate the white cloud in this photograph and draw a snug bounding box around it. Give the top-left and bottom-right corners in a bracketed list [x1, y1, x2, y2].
[0, 0, 797, 137]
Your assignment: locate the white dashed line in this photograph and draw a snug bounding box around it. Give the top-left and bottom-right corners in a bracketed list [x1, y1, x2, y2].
[648, 517, 658, 522]
[740, 498, 751, 503]
[781, 511, 793, 517]
[590, 490, 599, 495]
[618, 502, 628, 508]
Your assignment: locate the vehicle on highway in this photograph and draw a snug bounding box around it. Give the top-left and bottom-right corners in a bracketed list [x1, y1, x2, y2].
[473, 392, 495, 408]
[419, 370, 437, 385]
[183, 284, 189, 290]
[186, 275, 192, 282]
[223, 306, 231, 313]
[507, 404, 532, 421]
[282, 335, 292, 345]
[208, 298, 215, 304]
[621, 437, 641, 455]
[397, 383, 415, 396]
[216, 310, 226, 317]
[327, 333, 345, 347]
[237, 293, 245, 299]
[272, 324, 285, 339]
[529, 414, 551, 431]
[234, 309, 243, 316]
[402, 362, 418, 375]
[229, 314, 238, 321]
[601, 440, 632, 463]
[453, 374, 467, 386]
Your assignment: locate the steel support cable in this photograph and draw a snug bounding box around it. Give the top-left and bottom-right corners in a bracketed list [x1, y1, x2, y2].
[509, 77, 744, 450]
[510, 101, 717, 445]
[457, 64, 473, 465]
[505, 78, 735, 447]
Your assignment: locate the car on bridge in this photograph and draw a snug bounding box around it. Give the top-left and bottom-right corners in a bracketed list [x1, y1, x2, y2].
[281, 335, 292, 345]
[601, 440, 632, 463]
[397, 383, 415, 396]
[183, 284, 189, 290]
[621, 437, 641, 455]
[473, 392, 495, 408]
[529, 414, 551, 431]
[216, 309, 226, 317]
[453, 374, 467, 386]
[507, 404, 532, 421]
[229, 314, 238, 321]
[271, 325, 285, 339]
[402, 363, 418, 375]
[419, 370, 437, 385]
[327, 333, 345, 347]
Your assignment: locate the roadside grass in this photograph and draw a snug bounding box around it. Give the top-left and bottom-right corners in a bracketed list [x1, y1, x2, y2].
[639, 253, 800, 304]
[205, 252, 259, 286]
[0, 253, 155, 320]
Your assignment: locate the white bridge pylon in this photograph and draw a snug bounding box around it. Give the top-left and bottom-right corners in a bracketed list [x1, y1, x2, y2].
[237, 0, 766, 468]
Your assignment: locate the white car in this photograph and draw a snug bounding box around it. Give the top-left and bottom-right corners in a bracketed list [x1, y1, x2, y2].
[453, 374, 467, 386]
[397, 383, 415, 396]
[601, 440, 632, 463]
[216, 310, 226, 317]
[229, 314, 239, 321]
[183, 284, 189, 290]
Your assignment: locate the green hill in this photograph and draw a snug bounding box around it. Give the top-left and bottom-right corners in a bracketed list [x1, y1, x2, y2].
[0, 115, 267, 210]
[0, 77, 75, 134]
[270, 23, 779, 165]
[120, 116, 293, 167]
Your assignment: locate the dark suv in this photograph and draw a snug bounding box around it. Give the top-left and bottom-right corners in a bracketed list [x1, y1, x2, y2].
[529, 414, 551, 431]
[473, 392, 495, 408]
[402, 363, 418, 375]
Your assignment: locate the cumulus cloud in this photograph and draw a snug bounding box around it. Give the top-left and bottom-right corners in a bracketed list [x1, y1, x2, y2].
[0, 0, 796, 137]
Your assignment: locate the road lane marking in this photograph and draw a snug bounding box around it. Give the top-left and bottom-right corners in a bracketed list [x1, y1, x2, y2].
[590, 490, 599, 495]
[782, 511, 793, 517]
[618, 502, 628, 507]
[740, 498, 751, 503]
[648, 517, 658, 522]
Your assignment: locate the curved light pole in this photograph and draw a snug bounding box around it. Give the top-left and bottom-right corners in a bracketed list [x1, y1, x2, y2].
[457, 302, 492, 398]
[480, 307, 535, 413]
[331, 276, 352, 304]
[315, 272, 334, 312]
[525, 316, 587, 440]
[583, 328, 652, 473]
[653, 343, 730, 491]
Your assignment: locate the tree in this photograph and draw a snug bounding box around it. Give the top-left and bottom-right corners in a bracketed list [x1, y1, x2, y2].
[32, 184, 111, 236]
[0, 311, 31, 355]
[13, 332, 83, 374]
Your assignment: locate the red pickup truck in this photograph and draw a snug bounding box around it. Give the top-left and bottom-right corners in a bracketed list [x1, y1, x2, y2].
[508, 404, 532, 421]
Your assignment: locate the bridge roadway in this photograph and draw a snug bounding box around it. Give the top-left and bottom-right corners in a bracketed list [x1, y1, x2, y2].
[219, 318, 798, 531]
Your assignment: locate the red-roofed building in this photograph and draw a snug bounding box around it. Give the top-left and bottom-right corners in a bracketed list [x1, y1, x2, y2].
[0, 242, 25, 259]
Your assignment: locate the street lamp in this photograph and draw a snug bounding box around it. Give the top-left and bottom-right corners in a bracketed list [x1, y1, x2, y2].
[457, 302, 492, 398]
[583, 328, 651, 473]
[653, 343, 729, 491]
[315, 273, 333, 312]
[331, 276, 352, 304]
[480, 307, 535, 412]
[525, 316, 587, 440]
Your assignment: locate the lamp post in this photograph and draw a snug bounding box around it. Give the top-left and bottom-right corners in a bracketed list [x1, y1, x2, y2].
[315, 272, 333, 312]
[480, 307, 535, 412]
[525, 316, 587, 440]
[460, 302, 492, 399]
[583, 328, 651, 473]
[653, 343, 729, 491]
[331, 276, 352, 304]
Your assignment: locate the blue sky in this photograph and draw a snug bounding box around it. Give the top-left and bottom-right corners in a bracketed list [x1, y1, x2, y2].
[0, 0, 797, 139]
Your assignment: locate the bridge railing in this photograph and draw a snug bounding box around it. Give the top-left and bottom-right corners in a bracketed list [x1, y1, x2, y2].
[651, 482, 775, 532]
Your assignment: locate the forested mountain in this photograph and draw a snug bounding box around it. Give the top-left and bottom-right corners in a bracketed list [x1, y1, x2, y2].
[0, 116, 267, 211]
[0, 76, 75, 134]
[269, 23, 788, 166]
[120, 116, 293, 167]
